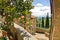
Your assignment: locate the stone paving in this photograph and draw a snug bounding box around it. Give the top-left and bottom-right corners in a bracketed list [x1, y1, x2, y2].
[33, 33, 49, 40]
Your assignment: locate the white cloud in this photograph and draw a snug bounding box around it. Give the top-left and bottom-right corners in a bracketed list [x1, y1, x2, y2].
[30, 3, 51, 17]
[36, 3, 44, 7]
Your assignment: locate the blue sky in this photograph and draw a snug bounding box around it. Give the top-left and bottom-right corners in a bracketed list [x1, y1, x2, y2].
[30, 0, 51, 17]
[32, 0, 50, 6]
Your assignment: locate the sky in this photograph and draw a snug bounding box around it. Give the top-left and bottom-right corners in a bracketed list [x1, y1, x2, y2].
[30, 0, 51, 17]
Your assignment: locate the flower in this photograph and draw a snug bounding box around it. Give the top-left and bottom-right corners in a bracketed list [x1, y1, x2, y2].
[21, 16, 24, 19]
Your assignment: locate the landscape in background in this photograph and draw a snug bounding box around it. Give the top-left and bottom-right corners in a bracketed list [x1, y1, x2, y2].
[31, 0, 51, 32]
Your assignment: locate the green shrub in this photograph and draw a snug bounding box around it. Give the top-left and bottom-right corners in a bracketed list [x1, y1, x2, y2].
[0, 37, 7, 40]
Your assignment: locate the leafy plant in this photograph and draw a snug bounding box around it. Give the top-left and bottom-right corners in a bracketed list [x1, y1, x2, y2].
[0, 37, 7, 40]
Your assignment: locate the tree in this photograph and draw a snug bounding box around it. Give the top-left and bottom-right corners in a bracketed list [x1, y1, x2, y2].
[39, 23, 40, 28]
[46, 13, 49, 28]
[0, 0, 33, 29]
[15, 0, 34, 24]
[15, 0, 33, 14]
[0, 0, 34, 40]
[42, 17, 44, 28]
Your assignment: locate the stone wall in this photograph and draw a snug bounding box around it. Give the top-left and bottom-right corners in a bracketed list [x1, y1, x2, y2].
[10, 26, 23, 40]
[14, 15, 37, 35]
[50, 0, 60, 40]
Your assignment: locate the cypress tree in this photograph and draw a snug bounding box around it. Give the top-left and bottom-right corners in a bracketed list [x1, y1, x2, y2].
[42, 17, 44, 28]
[38, 23, 40, 28]
[46, 13, 49, 28]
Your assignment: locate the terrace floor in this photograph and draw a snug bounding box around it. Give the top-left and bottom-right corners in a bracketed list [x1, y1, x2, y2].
[33, 33, 49, 40]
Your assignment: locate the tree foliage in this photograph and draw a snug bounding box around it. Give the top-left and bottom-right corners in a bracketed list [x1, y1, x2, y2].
[15, 0, 33, 15]
[0, 0, 34, 40]
[46, 13, 49, 28]
[0, 0, 34, 29]
[42, 17, 44, 28]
